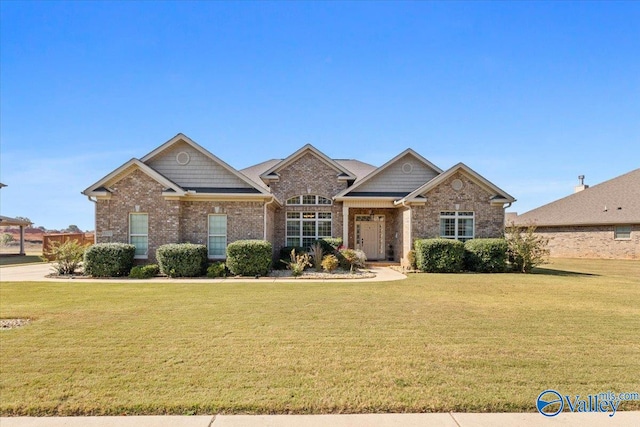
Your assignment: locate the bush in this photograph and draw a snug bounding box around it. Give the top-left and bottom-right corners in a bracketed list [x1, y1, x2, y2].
[315, 237, 343, 254]
[321, 254, 339, 273]
[226, 240, 272, 277]
[339, 248, 367, 273]
[464, 239, 508, 273]
[129, 264, 160, 279]
[43, 239, 87, 275]
[279, 246, 306, 265]
[156, 243, 208, 278]
[207, 262, 227, 278]
[407, 250, 417, 270]
[414, 238, 465, 273]
[283, 248, 312, 277]
[84, 243, 136, 277]
[505, 223, 550, 273]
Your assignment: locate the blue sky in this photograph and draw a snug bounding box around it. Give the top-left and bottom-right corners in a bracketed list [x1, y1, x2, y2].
[1, 1, 638, 231]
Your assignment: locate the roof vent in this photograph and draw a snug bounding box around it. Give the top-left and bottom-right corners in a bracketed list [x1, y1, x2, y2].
[574, 175, 589, 193]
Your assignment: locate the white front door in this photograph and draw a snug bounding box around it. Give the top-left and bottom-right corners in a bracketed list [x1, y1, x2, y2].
[355, 215, 385, 260]
[360, 222, 379, 260]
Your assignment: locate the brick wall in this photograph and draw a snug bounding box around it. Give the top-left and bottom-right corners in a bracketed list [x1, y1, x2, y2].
[179, 201, 265, 246]
[414, 171, 506, 240]
[269, 153, 348, 251]
[95, 169, 180, 262]
[536, 225, 639, 259]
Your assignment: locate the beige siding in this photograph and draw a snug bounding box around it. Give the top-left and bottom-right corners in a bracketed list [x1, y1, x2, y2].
[145, 141, 253, 189]
[356, 153, 439, 193]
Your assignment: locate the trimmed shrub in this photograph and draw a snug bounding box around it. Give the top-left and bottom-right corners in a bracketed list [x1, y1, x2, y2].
[129, 264, 160, 279]
[464, 239, 508, 273]
[84, 243, 136, 277]
[407, 250, 417, 270]
[315, 237, 343, 254]
[156, 243, 208, 278]
[226, 240, 272, 277]
[207, 262, 227, 278]
[414, 238, 465, 273]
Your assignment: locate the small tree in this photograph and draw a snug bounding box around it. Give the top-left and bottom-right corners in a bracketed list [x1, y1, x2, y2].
[0, 233, 14, 246]
[66, 225, 82, 233]
[505, 222, 550, 273]
[42, 239, 87, 275]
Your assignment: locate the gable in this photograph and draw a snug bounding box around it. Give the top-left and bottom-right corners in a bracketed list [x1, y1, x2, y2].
[354, 153, 440, 194]
[144, 140, 254, 190]
[260, 144, 355, 183]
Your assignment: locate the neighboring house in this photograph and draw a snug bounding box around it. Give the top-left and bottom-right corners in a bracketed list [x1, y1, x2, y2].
[82, 134, 515, 265]
[511, 169, 640, 260]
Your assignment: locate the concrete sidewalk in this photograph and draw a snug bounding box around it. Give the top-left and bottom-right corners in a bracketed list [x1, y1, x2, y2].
[2, 412, 639, 426]
[0, 263, 406, 283]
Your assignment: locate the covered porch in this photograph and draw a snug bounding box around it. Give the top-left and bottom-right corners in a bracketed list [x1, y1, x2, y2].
[0, 215, 33, 256]
[340, 201, 412, 264]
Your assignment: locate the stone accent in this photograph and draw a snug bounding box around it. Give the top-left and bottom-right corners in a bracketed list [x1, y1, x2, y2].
[414, 171, 505, 239]
[536, 225, 639, 259]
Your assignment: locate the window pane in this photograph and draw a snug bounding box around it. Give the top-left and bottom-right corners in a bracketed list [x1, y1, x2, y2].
[302, 221, 316, 236]
[459, 218, 474, 237]
[302, 195, 316, 205]
[303, 212, 316, 219]
[130, 236, 148, 257]
[318, 221, 332, 237]
[287, 212, 300, 219]
[318, 212, 331, 219]
[302, 237, 316, 248]
[130, 214, 148, 234]
[209, 215, 227, 235]
[286, 220, 300, 236]
[286, 196, 300, 205]
[317, 196, 332, 205]
[286, 237, 300, 247]
[440, 218, 455, 237]
[208, 236, 226, 257]
[615, 226, 631, 239]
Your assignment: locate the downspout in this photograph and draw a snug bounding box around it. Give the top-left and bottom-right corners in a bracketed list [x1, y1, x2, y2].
[87, 196, 98, 244]
[263, 196, 276, 241]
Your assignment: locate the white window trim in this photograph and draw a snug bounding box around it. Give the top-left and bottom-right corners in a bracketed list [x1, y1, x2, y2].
[129, 213, 149, 259]
[285, 211, 332, 247]
[614, 225, 632, 240]
[208, 214, 228, 259]
[440, 211, 475, 241]
[286, 195, 333, 206]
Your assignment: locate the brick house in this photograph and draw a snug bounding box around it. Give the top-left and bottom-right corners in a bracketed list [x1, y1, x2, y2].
[511, 169, 640, 260]
[83, 134, 515, 265]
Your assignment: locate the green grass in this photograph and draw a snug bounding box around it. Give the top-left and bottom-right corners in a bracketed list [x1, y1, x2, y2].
[1, 258, 639, 415]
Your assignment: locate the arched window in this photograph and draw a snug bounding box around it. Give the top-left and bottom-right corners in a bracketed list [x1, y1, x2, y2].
[286, 195, 332, 205]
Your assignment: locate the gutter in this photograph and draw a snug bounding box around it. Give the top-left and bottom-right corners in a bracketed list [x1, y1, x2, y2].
[263, 196, 277, 240]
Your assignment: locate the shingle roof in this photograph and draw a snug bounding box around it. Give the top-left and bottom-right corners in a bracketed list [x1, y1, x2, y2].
[513, 168, 640, 226]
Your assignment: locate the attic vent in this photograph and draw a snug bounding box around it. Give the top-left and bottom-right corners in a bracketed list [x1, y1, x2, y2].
[451, 179, 464, 191]
[402, 163, 413, 174]
[176, 152, 190, 165]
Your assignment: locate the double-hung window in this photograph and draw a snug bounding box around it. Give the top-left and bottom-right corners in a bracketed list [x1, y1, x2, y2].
[208, 214, 227, 258]
[440, 211, 474, 242]
[614, 226, 631, 240]
[129, 213, 149, 259]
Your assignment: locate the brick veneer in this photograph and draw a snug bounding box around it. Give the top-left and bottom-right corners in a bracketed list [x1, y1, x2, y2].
[413, 171, 506, 239]
[535, 225, 639, 259]
[95, 169, 180, 262]
[269, 153, 348, 252]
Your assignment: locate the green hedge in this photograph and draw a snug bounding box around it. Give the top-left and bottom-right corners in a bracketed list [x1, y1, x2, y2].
[464, 238, 508, 273]
[156, 243, 208, 278]
[414, 238, 465, 273]
[226, 240, 272, 277]
[84, 243, 136, 277]
[207, 262, 227, 278]
[129, 264, 160, 279]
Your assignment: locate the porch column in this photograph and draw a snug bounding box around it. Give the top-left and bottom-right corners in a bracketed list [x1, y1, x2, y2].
[342, 205, 349, 248]
[19, 225, 25, 255]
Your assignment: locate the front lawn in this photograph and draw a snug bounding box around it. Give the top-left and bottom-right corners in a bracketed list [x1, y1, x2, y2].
[1, 258, 638, 415]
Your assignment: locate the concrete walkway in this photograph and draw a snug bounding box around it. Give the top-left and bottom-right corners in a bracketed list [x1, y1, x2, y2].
[2, 412, 639, 426]
[0, 263, 406, 283]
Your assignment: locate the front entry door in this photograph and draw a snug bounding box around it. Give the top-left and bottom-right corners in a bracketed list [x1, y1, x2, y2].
[360, 222, 379, 260]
